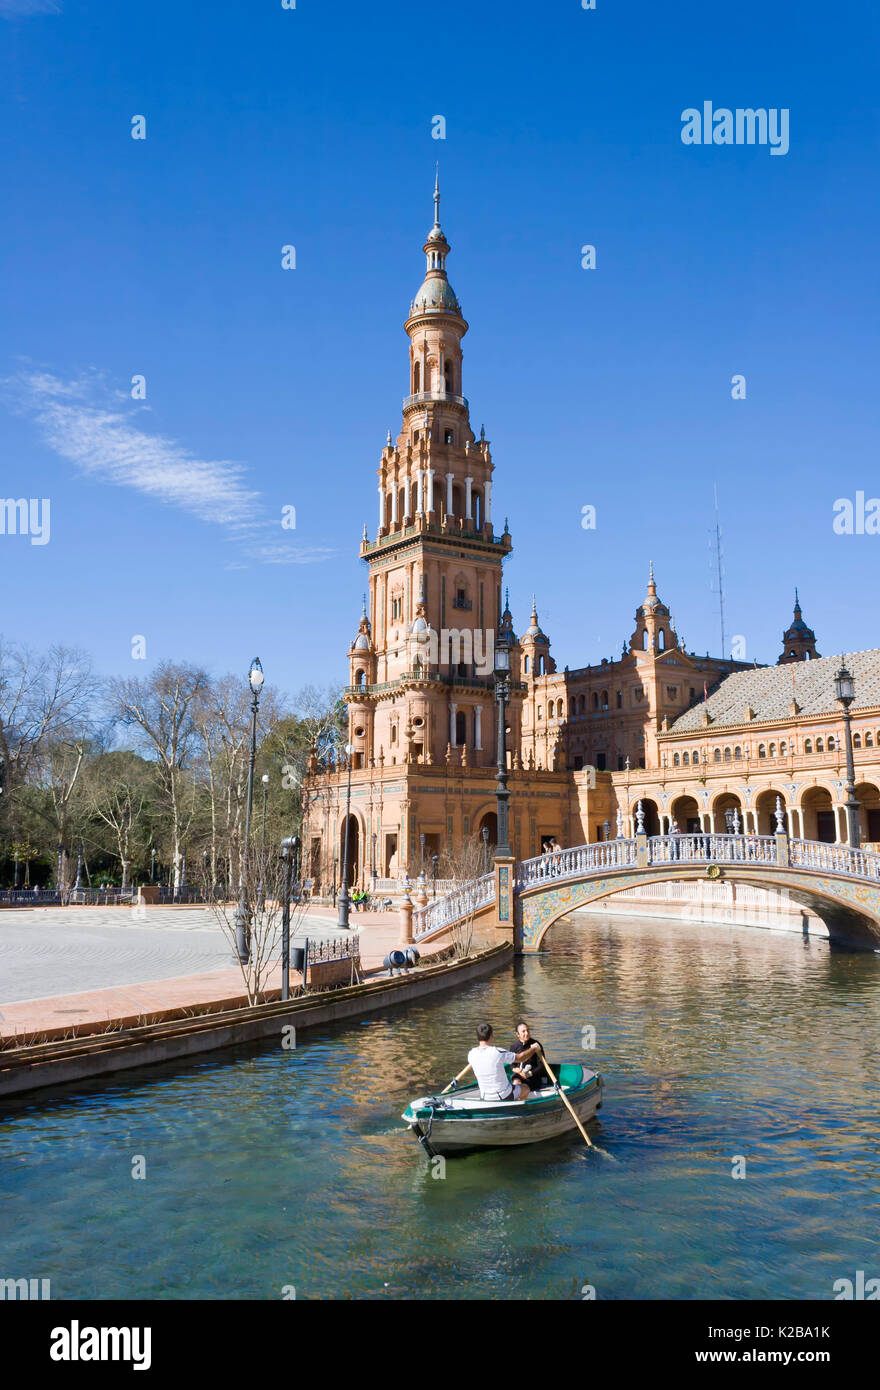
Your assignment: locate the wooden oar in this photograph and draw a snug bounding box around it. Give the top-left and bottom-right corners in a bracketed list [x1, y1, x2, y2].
[440, 1064, 473, 1094]
[538, 1051, 594, 1149]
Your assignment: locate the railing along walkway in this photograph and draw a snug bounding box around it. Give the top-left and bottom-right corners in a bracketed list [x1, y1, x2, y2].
[516, 835, 880, 891]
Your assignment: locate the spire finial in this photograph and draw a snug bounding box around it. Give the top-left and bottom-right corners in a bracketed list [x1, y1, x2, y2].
[649, 559, 656, 589]
[794, 587, 801, 612]
[361, 593, 367, 618]
[433, 162, 440, 228]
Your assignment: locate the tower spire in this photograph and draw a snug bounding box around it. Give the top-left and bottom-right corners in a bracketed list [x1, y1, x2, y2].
[433, 162, 441, 230]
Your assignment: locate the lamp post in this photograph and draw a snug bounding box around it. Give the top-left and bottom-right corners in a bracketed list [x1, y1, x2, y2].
[371, 832, 377, 886]
[493, 623, 512, 857]
[432, 854, 439, 896]
[150, 847, 156, 883]
[337, 742, 355, 929]
[420, 833, 425, 874]
[835, 664, 861, 848]
[280, 835, 299, 1001]
[234, 656, 265, 963]
[481, 824, 489, 872]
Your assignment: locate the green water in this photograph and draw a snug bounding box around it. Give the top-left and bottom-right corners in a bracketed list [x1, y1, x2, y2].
[3, 913, 880, 1299]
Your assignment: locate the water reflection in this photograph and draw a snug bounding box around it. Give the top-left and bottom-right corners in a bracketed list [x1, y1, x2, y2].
[2, 912, 879, 1299]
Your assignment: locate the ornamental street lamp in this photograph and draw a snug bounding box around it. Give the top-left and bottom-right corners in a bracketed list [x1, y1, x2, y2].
[150, 847, 156, 883]
[481, 824, 489, 872]
[493, 624, 512, 857]
[420, 833, 426, 874]
[234, 657, 265, 963]
[337, 742, 355, 929]
[835, 664, 861, 848]
[371, 832, 377, 885]
[280, 835, 299, 1001]
[432, 854, 439, 896]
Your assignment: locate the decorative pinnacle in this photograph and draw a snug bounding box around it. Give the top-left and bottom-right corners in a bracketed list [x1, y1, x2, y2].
[433, 162, 440, 228]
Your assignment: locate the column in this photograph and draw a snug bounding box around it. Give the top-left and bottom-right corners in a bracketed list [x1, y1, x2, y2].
[483, 478, 492, 524]
[835, 803, 845, 844]
[445, 472, 454, 515]
[403, 475, 411, 521]
[377, 484, 385, 530]
[390, 481, 399, 524]
[465, 476, 473, 520]
[450, 703, 457, 747]
[415, 469, 424, 515]
[475, 705, 482, 751]
[426, 468, 434, 514]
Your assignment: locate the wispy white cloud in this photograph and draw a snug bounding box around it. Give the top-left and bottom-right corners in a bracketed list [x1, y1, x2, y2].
[4, 368, 334, 566]
[0, 0, 62, 17]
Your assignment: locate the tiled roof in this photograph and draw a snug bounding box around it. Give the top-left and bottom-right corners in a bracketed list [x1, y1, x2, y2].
[668, 649, 880, 733]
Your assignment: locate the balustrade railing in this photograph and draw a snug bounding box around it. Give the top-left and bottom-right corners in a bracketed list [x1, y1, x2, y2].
[413, 872, 494, 939]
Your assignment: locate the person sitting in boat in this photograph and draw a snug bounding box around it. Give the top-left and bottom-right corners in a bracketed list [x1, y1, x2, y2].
[467, 1022, 542, 1102]
[510, 1020, 551, 1091]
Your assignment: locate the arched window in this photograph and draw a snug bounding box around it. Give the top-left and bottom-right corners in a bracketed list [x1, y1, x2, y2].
[734, 745, 742, 759]
[724, 747, 732, 761]
[642, 630, 649, 650]
[683, 752, 690, 765]
[558, 701, 565, 719]
[779, 741, 787, 756]
[524, 656, 530, 673]
[548, 700, 555, 719]
[827, 735, 835, 751]
[390, 725, 397, 744]
[804, 739, 813, 753]
[455, 710, 467, 746]
[443, 359, 453, 393]
[816, 738, 824, 753]
[537, 706, 543, 721]
[758, 744, 766, 758]
[769, 743, 777, 757]
[854, 733, 862, 748]
[658, 628, 665, 651]
[867, 732, 875, 747]
[692, 750, 699, 764]
[616, 691, 623, 708]
[355, 669, 366, 687]
[579, 694, 586, 714]
[413, 361, 421, 393]
[673, 753, 680, 767]
[601, 690, 609, 710]
[714, 748, 721, 762]
[592, 693, 599, 710]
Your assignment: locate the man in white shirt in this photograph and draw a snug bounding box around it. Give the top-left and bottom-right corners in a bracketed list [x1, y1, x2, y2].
[467, 1022, 543, 1101]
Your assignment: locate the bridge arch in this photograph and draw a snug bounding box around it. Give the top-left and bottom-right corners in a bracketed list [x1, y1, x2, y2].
[518, 861, 880, 953]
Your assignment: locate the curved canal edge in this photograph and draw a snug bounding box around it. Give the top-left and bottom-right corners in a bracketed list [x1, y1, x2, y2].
[0, 942, 513, 1103]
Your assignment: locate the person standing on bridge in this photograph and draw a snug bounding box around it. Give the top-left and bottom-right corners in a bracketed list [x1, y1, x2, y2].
[671, 820, 682, 860]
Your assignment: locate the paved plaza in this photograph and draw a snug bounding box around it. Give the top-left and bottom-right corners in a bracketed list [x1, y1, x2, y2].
[0, 904, 368, 1006]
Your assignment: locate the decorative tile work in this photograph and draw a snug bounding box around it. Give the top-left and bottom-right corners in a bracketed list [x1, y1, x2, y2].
[518, 865, 880, 950]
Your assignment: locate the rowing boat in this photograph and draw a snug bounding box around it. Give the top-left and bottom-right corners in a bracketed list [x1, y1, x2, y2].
[402, 1063, 604, 1155]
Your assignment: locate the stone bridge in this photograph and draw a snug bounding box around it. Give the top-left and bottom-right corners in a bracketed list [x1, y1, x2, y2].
[411, 832, 880, 952]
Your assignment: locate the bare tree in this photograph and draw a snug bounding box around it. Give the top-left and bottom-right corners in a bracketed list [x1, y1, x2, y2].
[109, 662, 211, 889]
[203, 849, 308, 1005]
[438, 836, 489, 959]
[83, 752, 151, 890]
[1, 644, 99, 886]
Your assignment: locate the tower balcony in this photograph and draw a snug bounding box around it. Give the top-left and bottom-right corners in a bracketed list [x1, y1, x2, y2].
[402, 390, 469, 412]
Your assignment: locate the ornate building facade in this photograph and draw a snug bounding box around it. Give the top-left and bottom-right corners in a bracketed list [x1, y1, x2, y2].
[301, 189, 880, 892]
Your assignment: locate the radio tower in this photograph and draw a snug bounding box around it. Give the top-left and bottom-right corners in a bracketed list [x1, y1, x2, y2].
[710, 483, 728, 658]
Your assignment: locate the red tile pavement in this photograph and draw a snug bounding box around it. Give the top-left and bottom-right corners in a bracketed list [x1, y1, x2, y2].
[0, 911, 441, 1045]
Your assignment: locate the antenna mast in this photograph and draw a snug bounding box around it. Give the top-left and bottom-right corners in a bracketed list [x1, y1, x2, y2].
[711, 483, 727, 658]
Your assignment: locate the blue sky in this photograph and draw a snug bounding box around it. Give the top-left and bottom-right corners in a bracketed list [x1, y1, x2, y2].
[2, 0, 878, 698]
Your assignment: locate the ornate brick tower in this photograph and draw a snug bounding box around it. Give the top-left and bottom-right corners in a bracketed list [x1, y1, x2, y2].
[350, 173, 516, 772]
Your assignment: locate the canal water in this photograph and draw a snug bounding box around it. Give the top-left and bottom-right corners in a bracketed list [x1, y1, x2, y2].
[3, 912, 880, 1300]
